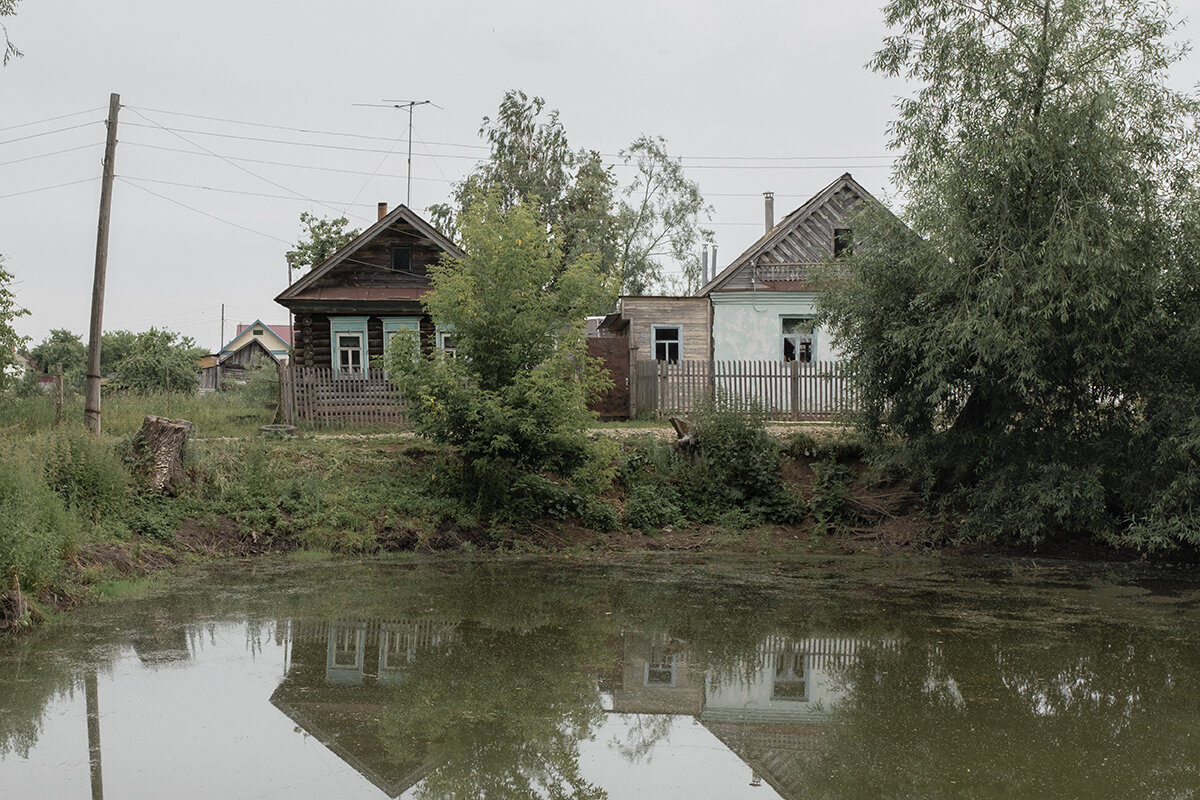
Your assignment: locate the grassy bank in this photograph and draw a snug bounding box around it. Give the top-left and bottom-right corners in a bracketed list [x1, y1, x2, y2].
[0, 390, 918, 632]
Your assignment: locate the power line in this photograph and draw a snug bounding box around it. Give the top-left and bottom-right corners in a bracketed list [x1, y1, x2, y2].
[117, 176, 294, 245]
[118, 174, 380, 207]
[0, 177, 97, 199]
[125, 108, 373, 224]
[0, 143, 101, 168]
[0, 107, 105, 133]
[0, 121, 101, 146]
[122, 141, 453, 183]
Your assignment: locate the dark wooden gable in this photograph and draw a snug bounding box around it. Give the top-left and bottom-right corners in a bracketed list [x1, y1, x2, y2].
[276, 205, 463, 310]
[698, 173, 874, 294]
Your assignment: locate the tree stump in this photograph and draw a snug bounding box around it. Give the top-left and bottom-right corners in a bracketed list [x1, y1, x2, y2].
[133, 415, 193, 494]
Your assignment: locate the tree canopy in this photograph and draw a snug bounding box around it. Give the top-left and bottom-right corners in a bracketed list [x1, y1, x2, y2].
[387, 193, 612, 518]
[1, 0, 21, 66]
[820, 0, 1200, 547]
[109, 328, 204, 394]
[0, 254, 29, 392]
[429, 90, 712, 309]
[284, 212, 359, 275]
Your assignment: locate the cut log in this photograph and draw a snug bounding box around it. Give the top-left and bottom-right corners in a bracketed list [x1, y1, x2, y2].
[132, 415, 193, 494]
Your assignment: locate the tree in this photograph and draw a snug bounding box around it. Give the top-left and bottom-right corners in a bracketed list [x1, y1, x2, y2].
[1, 0, 20, 66]
[29, 329, 86, 383]
[386, 193, 612, 517]
[430, 91, 711, 307]
[613, 135, 713, 295]
[819, 0, 1200, 546]
[0, 254, 29, 392]
[284, 212, 359, 275]
[110, 328, 204, 394]
[99, 329, 137, 376]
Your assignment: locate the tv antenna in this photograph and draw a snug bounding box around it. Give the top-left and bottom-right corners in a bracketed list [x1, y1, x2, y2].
[353, 99, 441, 206]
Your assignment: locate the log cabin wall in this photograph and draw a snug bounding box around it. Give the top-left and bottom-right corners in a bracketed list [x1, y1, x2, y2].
[293, 312, 436, 368]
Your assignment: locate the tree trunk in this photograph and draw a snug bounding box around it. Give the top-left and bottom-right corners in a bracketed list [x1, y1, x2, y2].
[132, 416, 193, 494]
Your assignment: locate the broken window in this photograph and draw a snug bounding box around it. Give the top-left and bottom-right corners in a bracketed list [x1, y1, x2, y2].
[772, 650, 808, 701]
[834, 227, 853, 259]
[652, 325, 682, 364]
[782, 317, 815, 362]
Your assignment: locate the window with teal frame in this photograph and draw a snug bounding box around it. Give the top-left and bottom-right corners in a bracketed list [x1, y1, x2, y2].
[330, 317, 369, 375]
[382, 317, 421, 359]
[436, 327, 458, 358]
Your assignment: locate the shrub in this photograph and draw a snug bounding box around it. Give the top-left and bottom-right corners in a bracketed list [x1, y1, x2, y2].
[0, 449, 79, 590]
[40, 428, 129, 522]
[625, 483, 682, 531]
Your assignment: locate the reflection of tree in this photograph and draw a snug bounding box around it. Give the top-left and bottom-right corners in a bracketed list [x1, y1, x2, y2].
[608, 713, 672, 764]
[378, 621, 610, 800]
[801, 630, 1200, 799]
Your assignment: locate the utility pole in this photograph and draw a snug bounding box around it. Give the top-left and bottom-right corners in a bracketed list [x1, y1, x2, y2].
[84, 93, 120, 436]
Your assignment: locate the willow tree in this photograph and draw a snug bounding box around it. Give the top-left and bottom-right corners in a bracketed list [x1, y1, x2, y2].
[821, 0, 1200, 546]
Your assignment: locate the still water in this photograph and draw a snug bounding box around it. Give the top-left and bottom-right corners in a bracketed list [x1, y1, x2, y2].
[2, 555, 1199, 799]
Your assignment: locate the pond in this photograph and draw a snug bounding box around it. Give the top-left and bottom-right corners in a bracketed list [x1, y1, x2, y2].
[2, 555, 1199, 799]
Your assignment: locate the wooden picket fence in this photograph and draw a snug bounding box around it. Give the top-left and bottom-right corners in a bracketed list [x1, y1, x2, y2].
[278, 365, 407, 426]
[634, 359, 859, 421]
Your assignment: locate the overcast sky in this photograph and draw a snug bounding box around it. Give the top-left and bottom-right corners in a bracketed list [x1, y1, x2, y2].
[2, 0, 1198, 351]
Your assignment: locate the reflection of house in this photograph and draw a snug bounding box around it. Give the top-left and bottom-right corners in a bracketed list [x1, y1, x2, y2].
[605, 632, 704, 716]
[607, 632, 894, 800]
[269, 618, 456, 798]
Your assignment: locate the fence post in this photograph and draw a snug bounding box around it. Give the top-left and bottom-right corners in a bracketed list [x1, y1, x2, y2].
[790, 359, 799, 421]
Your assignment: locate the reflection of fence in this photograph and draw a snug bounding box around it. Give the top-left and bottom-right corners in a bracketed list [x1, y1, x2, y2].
[278, 366, 407, 426]
[634, 359, 859, 420]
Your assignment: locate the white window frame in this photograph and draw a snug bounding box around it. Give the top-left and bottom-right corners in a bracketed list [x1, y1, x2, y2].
[781, 317, 816, 363]
[330, 317, 369, 375]
[651, 325, 682, 364]
[437, 328, 458, 358]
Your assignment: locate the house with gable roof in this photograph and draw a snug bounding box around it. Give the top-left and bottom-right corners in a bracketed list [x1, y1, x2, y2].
[698, 172, 882, 365]
[275, 202, 464, 374]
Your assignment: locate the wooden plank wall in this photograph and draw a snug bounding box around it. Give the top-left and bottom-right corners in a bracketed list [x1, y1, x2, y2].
[278, 365, 408, 426]
[635, 359, 859, 420]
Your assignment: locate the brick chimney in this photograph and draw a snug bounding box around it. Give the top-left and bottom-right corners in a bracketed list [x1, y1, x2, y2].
[377, 202, 388, 221]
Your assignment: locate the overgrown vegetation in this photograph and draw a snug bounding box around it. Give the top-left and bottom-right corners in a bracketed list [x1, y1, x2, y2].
[820, 0, 1200, 549]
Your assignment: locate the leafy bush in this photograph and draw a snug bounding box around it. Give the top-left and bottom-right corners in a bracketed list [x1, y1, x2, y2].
[624, 483, 682, 531]
[40, 428, 129, 522]
[0, 448, 79, 589]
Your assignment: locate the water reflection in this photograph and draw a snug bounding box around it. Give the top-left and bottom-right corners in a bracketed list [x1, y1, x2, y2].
[2, 560, 1200, 799]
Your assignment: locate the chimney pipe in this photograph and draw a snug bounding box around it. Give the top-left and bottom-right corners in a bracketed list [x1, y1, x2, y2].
[764, 192, 774, 233]
[701, 244, 709, 285]
[711, 244, 718, 273]
[377, 202, 388, 221]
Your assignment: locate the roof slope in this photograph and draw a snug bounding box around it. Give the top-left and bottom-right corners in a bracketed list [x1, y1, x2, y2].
[275, 204, 463, 305]
[697, 173, 883, 295]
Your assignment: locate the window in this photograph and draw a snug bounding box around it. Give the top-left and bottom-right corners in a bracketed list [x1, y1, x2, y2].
[772, 650, 807, 701]
[644, 651, 677, 687]
[782, 317, 815, 363]
[834, 228, 853, 259]
[390, 245, 412, 273]
[652, 325, 682, 364]
[382, 317, 421, 357]
[252, 327, 264, 336]
[438, 331, 458, 358]
[330, 317, 369, 375]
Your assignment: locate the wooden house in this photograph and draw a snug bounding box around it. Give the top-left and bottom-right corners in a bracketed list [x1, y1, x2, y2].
[698, 173, 879, 364]
[275, 203, 463, 374]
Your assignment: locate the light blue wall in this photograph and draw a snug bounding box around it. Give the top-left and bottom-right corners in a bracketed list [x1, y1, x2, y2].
[711, 292, 841, 362]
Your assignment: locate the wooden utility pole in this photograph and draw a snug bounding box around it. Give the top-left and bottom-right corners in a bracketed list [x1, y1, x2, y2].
[84, 93, 120, 435]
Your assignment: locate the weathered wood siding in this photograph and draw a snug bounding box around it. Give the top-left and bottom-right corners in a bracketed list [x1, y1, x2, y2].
[619, 296, 710, 364]
[307, 227, 443, 292]
[718, 184, 862, 291]
[292, 313, 434, 370]
[586, 335, 631, 420]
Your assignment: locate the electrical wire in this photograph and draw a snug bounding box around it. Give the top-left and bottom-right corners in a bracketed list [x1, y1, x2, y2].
[122, 141, 452, 183]
[0, 177, 97, 199]
[125, 108, 373, 224]
[0, 121, 101, 146]
[0, 143, 101, 168]
[116, 176, 294, 245]
[118, 174, 379, 207]
[0, 107, 105, 133]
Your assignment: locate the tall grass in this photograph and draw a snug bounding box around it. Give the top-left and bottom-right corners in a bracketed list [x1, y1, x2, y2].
[0, 390, 276, 438]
